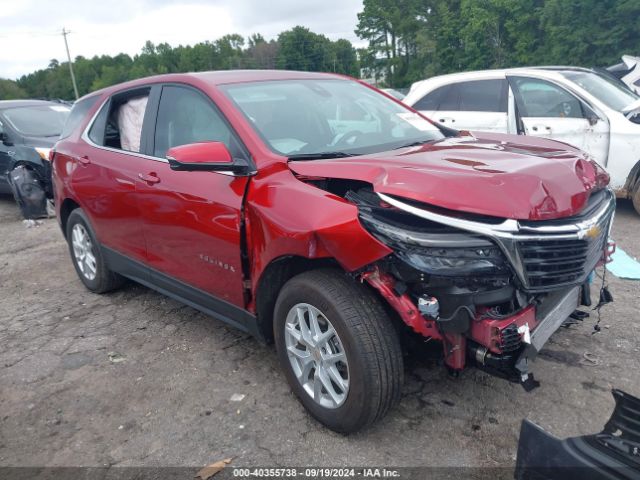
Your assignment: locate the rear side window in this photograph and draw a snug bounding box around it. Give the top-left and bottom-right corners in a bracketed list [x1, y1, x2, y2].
[413, 85, 450, 111]
[438, 84, 460, 110]
[414, 80, 507, 113]
[88, 87, 150, 152]
[458, 79, 507, 112]
[60, 96, 99, 139]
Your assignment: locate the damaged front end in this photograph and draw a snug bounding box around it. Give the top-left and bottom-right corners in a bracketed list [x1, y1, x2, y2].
[348, 186, 616, 389]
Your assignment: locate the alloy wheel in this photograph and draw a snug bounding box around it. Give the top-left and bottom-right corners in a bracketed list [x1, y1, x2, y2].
[71, 223, 97, 281]
[284, 303, 349, 409]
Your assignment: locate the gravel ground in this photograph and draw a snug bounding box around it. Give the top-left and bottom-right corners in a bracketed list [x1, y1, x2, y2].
[0, 194, 639, 473]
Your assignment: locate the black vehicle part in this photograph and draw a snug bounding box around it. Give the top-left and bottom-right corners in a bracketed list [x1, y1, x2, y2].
[515, 389, 640, 480]
[8, 165, 47, 219]
[581, 281, 592, 306]
[500, 323, 522, 352]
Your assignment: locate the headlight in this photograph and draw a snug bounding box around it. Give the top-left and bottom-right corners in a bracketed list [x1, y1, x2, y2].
[35, 147, 52, 161]
[395, 245, 509, 276]
[359, 210, 510, 276]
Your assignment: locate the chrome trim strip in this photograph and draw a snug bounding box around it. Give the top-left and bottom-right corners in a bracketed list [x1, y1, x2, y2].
[80, 96, 170, 164]
[378, 192, 521, 239]
[378, 190, 615, 289]
[377, 190, 615, 240]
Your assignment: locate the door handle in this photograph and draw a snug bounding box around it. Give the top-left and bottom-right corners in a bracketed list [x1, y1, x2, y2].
[531, 125, 551, 133]
[439, 117, 455, 123]
[77, 155, 90, 165]
[138, 172, 160, 184]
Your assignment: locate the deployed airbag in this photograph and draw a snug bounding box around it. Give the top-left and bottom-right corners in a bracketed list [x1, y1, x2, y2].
[117, 96, 148, 152]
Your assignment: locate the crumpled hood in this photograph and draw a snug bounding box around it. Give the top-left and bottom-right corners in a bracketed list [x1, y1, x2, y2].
[289, 132, 608, 221]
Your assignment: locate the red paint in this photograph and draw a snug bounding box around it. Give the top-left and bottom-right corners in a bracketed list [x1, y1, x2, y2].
[470, 306, 538, 355]
[289, 132, 604, 221]
[361, 267, 441, 339]
[442, 333, 466, 371]
[167, 141, 232, 164]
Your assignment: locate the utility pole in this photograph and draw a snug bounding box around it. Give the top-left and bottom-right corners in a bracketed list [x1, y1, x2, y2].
[62, 28, 79, 100]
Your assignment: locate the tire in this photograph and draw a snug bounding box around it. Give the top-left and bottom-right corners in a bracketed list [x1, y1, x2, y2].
[274, 269, 403, 433]
[633, 184, 640, 216]
[66, 208, 124, 293]
[8, 165, 47, 219]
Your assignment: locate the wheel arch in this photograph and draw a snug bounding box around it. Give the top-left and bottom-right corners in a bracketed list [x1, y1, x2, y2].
[624, 158, 640, 197]
[59, 197, 81, 238]
[254, 255, 340, 343]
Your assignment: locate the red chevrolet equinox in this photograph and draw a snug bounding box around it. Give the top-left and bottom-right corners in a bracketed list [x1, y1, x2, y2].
[52, 70, 614, 433]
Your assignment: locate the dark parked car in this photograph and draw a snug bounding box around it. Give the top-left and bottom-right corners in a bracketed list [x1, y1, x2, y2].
[53, 71, 614, 433]
[0, 100, 70, 218]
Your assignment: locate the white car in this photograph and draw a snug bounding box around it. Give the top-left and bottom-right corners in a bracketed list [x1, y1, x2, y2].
[404, 67, 640, 213]
[608, 55, 640, 94]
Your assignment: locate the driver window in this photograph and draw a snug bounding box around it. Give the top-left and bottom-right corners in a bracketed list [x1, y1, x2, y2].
[153, 85, 235, 158]
[511, 77, 585, 119]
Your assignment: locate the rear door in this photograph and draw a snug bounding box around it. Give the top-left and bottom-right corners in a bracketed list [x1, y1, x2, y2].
[136, 83, 251, 308]
[70, 86, 155, 264]
[412, 79, 509, 133]
[507, 75, 609, 163]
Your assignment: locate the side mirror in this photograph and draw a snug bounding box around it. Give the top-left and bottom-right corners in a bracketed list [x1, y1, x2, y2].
[588, 115, 599, 126]
[166, 142, 246, 173]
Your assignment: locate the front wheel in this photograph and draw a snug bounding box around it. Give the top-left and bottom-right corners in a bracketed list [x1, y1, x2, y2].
[274, 269, 403, 433]
[8, 165, 47, 219]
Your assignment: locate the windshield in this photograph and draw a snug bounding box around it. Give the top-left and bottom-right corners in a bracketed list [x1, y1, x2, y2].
[221, 79, 444, 157]
[1, 104, 71, 137]
[561, 71, 639, 111]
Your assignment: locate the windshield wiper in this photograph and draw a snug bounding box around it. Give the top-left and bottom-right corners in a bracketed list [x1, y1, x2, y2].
[393, 139, 437, 150]
[288, 151, 360, 161]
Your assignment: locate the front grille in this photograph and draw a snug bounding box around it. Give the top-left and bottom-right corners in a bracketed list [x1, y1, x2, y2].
[518, 205, 610, 292]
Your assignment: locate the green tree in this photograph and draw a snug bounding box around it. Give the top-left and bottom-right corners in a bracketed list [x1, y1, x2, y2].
[0, 79, 27, 99]
[277, 26, 332, 71]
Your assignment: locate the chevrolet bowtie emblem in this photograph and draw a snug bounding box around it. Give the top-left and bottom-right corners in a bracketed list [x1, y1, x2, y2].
[583, 225, 601, 239]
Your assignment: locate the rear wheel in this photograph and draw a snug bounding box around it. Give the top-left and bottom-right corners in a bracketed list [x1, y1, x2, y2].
[632, 184, 640, 215]
[66, 208, 124, 293]
[274, 269, 403, 433]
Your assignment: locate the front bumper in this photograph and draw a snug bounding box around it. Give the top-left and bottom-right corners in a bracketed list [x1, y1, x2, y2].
[515, 389, 640, 480]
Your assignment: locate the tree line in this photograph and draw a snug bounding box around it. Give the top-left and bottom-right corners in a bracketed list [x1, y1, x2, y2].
[1, 0, 639, 101]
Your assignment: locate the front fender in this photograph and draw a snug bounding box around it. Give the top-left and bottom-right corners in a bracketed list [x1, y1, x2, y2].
[246, 163, 392, 293]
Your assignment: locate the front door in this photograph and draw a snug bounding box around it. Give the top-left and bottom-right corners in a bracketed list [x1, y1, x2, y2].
[136, 84, 250, 308]
[507, 76, 610, 164]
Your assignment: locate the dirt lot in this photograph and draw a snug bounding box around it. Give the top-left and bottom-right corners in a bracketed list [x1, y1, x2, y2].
[1, 194, 639, 473]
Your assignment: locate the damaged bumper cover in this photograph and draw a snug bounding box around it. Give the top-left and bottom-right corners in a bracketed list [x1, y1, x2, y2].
[515, 389, 640, 480]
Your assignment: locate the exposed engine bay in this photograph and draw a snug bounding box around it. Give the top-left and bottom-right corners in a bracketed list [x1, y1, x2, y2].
[309, 178, 616, 390]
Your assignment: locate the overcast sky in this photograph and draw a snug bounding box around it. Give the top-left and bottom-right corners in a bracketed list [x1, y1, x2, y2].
[0, 0, 365, 80]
